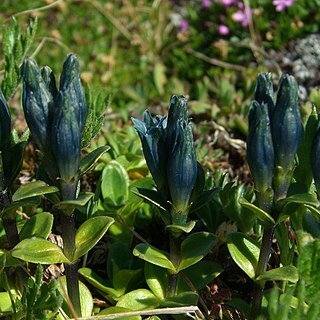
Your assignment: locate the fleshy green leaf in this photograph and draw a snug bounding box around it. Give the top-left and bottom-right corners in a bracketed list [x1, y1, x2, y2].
[0, 292, 12, 313]
[2, 196, 41, 217]
[12, 237, 69, 264]
[133, 244, 176, 271]
[239, 197, 275, 225]
[79, 145, 110, 176]
[256, 265, 298, 282]
[58, 276, 93, 317]
[101, 161, 129, 209]
[304, 204, 320, 221]
[12, 181, 58, 202]
[0, 249, 23, 268]
[79, 267, 120, 301]
[116, 289, 160, 310]
[160, 292, 198, 308]
[145, 263, 167, 300]
[113, 269, 143, 296]
[54, 192, 94, 214]
[279, 193, 318, 208]
[19, 212, 53, 240]
[178, 232, 216, 271]
[73, 216, 114, 261]
[178, 261, 223, 291]
[227, 233, 260, 279]
[165, 220, 197, 234]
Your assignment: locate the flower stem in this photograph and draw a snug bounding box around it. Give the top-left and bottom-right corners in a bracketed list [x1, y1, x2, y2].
[251, 224, 275, 318]
[167, 234, 180, 297]
[1, 191, 19, 249]
[60, 181, 81, 317]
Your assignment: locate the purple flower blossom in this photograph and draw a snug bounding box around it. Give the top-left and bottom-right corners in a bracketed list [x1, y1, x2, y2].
[232, 8, 252, 27]
[272, 0, 295, 11]
[220, 0, 235, 6]
[201, 0, 212, 9]
[218, 24, 230, 35]
[179, 19, 189, 32]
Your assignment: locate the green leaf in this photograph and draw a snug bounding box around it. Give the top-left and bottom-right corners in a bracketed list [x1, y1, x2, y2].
[79, 145, 110, 176]
[239, 197, 275, 225]
[227, 233, 260, 279]
[79, 267, 120, 301]
[101, 161, 129, 209]
[279, 193, 318, 208]
[178, 261, 223, 291]
[58, 276, 93, 317]
[54, 192, 94, 213]
[6, 141, 27, 188]
[304, 204, 320, 221]
[11, 237, 69, 264]
[113, 269, 143, 296]
[161, 292, 198, 308]
[145, 263, 167, 300]
[98, 306, 141, 319]
[256, 266, 298, 282]
[116, 289, 160, 310]
[165, 220, 197, 234]
[0, 249, 23, 268]
[0, 292, 12, 313]
[12, 181, 58, 202]
[73, 216, 114, 261]
[19, 212, 53, 240]
[178, 232, 216, 271]
[133, 244, 176, 271]
[1, 196, 40, 218]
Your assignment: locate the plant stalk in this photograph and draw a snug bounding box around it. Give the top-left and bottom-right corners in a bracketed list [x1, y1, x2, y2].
[1, 191, 19, 249]
[167, 233, 180, 297]
[60, 181, 81, 317]
[251, 224, 275, 318]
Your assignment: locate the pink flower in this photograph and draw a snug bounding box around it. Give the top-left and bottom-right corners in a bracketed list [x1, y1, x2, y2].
[232, 8, 252, 27]
[272, 0, 295, 11]
[220, 0, 235, 7]
[201, 0, 212, 8]
[218, 24, 230, 35]
[179, 19, 189, 32]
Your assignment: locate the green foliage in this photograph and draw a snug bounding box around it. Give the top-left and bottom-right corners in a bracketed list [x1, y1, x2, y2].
[21, 265, 63, 320]
[1, 17, 37, 99]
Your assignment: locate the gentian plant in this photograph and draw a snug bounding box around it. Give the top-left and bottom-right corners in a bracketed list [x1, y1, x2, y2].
[16, 54, 114, 317]
[131, 96, 219, 303]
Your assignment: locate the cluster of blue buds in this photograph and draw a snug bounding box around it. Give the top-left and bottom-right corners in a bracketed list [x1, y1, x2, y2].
[247, 73, 302, 196]
[21, 54, 87, 184]
[132, 95, 198, 225]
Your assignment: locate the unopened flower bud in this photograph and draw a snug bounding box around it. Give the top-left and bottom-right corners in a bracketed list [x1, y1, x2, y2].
[60, 54, 87, 132]
[272, 74, 302, 171]
[22, 58, 53, 151]
[247, 101, 274, 192]
[167, 120, 197, 217]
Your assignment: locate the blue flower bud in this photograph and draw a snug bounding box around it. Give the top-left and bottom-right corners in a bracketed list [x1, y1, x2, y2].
[166, 95, 188, 149]
[21, 58, 54, 151]
[255, 73, 275, 116]
[167, 120, 197, 216]
[247, 101, 274, 192]
[60, 54, 87, 132]
[51, 92, 82, 182]
[0, 90, 11, 150]
[132, 110, 168, 197]
[41, 66, 58, 98]
[272, 74, 302, 172]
